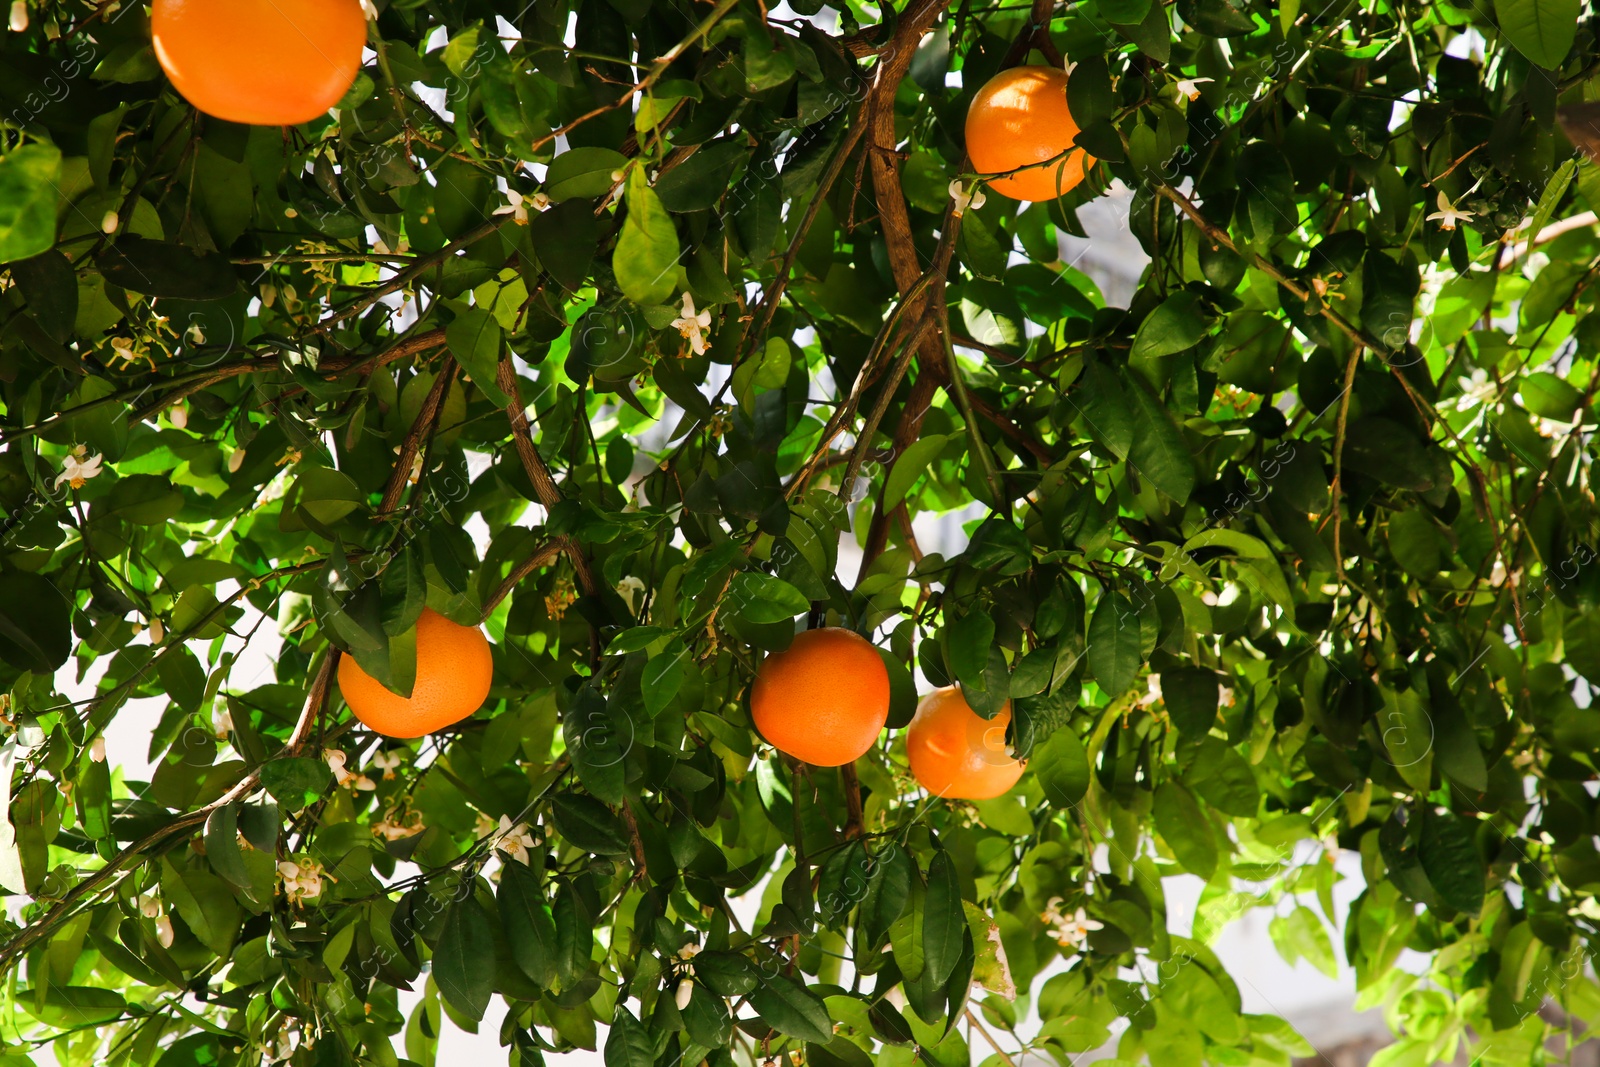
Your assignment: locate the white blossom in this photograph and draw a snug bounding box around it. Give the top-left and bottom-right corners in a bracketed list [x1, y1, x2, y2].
[55, 446, 103, 491]
[675, 978, 694, 1010]
[148, 617, 164, 643]
[1041, 897, 1102, 949]
[372, 810, 422, 841]
[1426, 190, 1474, 231]
[154, 914, 173, 948]
[9, 1, 27, 32]
[495, 815, 537, 864]
[493, 189, 549, 225]
[89, 736, 105, 763]
[671, 292, 712, 356]
[370, 749, 404, 779]
[325, 748, 375, 791]
[948, 179, 986, 218]
[169, 404, 188, 430]
[212, 706, 233, 737]
[278, 859, 327, 902]
[1174, 77, 1214, 100]
[616, 575, 645, 613]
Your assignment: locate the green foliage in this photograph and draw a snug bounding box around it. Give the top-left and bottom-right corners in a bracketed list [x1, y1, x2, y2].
[0, 0, 1599, 1063]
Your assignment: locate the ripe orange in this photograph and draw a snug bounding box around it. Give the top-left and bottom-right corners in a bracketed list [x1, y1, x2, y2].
[907, 687, 1025, 800]
[151, 0, 367, 126]
[750, 628, 890, 767]
[338, 608, 493, 738]
[965, 66, 1095, 202]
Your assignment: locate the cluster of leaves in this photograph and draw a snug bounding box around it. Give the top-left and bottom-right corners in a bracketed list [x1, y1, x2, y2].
[1, 0, 1600, 1062]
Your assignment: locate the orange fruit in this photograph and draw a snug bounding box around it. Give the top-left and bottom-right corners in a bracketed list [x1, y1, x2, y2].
[965, 66, 1096, 202]
[750, 628, 890, 767]
[151, 0, 367, 126]
[338, 608, 493, 738]
[907, 687, 1025, 800]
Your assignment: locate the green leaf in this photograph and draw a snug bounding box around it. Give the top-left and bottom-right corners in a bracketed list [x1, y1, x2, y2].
[499, 859, 557, 987]
[445, 305, 509, 407]
[1162, 668, 1220, 736]
[728, 572, 810, 624]
[203, 805, 252, 889]
[546, 147, 629, 201]
[98, 237, 240, 299]
[1037, 727, 1091, 807]
[1420, 810, 1485, 914]
[1493, 0, 1578, 68]
[922, 852, 965, 988]
[1519, 371, 1582, 421]
[0, 144, 62, 264]
[22, 985, 125, 1028]
[1154, 781, 1218, 878]
[0, 572, 72, 673]
[947, 611, 996, 696]
[1131, 292, 1210, 359]
[605, 1007, 654, 1067]
[1386, 509, 1442, 581]
[884, 434, 949, 507]
[1269, 907, 1337, 978]
[1126, 374, 1198, 503]
[1380, 689, 1435, 793]
[550, 793, 631, 855]
[435, 894, 495, 1022]
[614, 170, 681, 307]
[1073, 360, 1135, 459]
[749, 976, 835, 1043]
[257, 757, 333, 813]
[1088, 592, 1141, 697]
[562, 690, 627, 804]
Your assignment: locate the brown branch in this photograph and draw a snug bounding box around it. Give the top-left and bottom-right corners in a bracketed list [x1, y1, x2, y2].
[1327, 347, 1362, 581]
[621, 799, 651, 883]
[379, 358, 456, 514]
[840, 762, 864, 840]
[481, 539, 564, 621]
[495, 356, 600, 612]
[964, 389, 1054, 462]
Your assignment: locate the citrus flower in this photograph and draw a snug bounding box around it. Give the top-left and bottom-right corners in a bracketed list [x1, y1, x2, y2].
[325, 749, 375, 791]
[495, 815, 536, 864]
[278, 858, 328, 903]
[55, 446, 103, 491]
[9, 1, 27, 32]
[948, 179, 986, 217]
[675, 978, 694, 1009]
[1041, 897, 1103, 948]
[1137, 673, 1163, 708]
[1426, 190, 1474, 230]
[671, 292, 712, 356]
[1174, 77, 1214, 100]
[494, 189, 549, 225]
[89, 737, 105, 762]
[371, 809, 423, 841]
[138, 894, 174, 947]
[370, 749, 404, 779]
[616, 575, 645, 613]
[212, 706, 233, 738]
